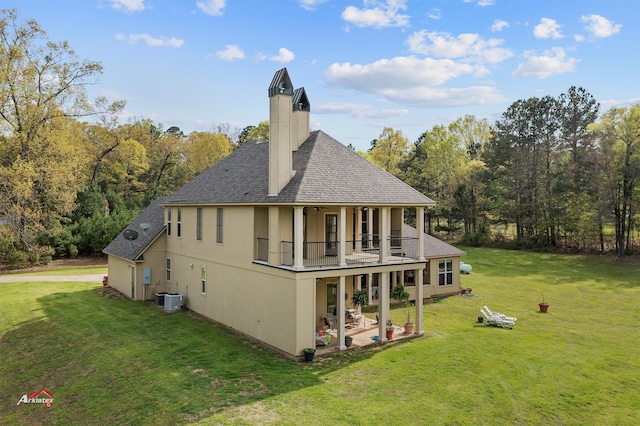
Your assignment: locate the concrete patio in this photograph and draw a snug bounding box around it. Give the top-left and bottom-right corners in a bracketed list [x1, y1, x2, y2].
[314, 317, 419, 357]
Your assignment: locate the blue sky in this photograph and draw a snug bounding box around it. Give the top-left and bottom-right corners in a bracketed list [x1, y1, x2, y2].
[5, 0, 639, 151]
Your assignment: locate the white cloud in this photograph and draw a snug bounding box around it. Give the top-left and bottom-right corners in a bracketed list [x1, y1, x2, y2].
[428, 8, 442, 20]
[383, 86, 505, 107]
[534, 18, 563, 39]
[314, 102, 408, 119]
[511, 47, 577, 79]
[269, 48, 295, 64]
[464, 0, 494, 5]
[216, 44, 245, 61]
[110, 0, 145, 12]
[574, 34, 585, 42]
[407, 30, 513, 64]
[581, 14, 622, 38]
[299, 0, 329, 11]
[325, 56, 481, 91]
[115, 33, 184, 47]
[491, 19, 509, 32]
[197, 0, 226, 16]
[342, 0, 410, 29]
[600, 97, 640, 107]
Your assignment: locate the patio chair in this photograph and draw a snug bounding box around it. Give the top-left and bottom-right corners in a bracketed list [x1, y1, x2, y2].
[484, 306, 517, 322]
[350, 312, 365, 328]
[480, 308, 515, 329]
[323, 313, 337, 330]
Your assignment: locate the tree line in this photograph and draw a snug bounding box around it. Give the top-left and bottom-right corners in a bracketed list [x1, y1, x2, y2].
[364, 94, 639, 258]
[1, 9, 638, 266]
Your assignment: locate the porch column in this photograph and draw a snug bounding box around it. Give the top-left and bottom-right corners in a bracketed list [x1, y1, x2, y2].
[366, 273, 373, 305]
[415, 266, 424, 335]
[379, 207, 388, 262]
[338, 206, 347, 266]
[417, 206, 425, 260]
[268, 206, 280, 265]
[337, 275, 347, 350]
[293, 206, 304, 269]
[379, 271, 390, 342]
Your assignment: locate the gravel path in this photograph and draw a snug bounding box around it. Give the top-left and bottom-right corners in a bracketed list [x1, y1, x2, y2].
[0, 274, 105, 283]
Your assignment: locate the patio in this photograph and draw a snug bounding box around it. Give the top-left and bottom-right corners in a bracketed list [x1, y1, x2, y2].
[313, 317, 418, 357]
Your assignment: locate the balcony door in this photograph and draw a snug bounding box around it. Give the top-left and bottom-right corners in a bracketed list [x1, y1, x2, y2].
[325, 213, 337, 256]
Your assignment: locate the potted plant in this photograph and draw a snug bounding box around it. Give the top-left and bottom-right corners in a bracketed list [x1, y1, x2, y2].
[303, 347, 316, 362]
[351, 289, 368, 313]
[344, 335, 353, 348]
[539, 292, 550, 313]
[386, 320, 394, 340]
[391, 283, 414, 333]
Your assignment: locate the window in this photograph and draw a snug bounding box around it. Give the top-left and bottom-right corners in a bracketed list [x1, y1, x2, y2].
[201, 266, 206, 294]
[166, 258, 171, 281]
[216, 208, 223, 244]
[325, 214, 337, 254]
[196, 208, 202, 241]
[177, 208, 182, 237]
[167, 208, 172, 236]
[438, 259, 453, 286]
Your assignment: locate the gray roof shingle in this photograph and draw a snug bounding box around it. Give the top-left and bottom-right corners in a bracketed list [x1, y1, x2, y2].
[402, 223, 466, 258]
[164, 130, 435, 206]
[102, 197, 166, 261]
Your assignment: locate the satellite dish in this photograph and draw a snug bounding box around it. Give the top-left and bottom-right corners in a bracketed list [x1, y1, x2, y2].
[123, 229, 139, 241]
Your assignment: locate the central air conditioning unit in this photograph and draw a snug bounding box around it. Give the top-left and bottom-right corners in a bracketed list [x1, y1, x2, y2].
[164, 293, 183, 312]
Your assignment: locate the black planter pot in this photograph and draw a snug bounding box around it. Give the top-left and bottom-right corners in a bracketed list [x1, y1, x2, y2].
[303, 349, 315, 362]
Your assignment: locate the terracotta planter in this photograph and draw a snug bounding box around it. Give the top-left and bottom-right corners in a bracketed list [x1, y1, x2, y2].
[404, 324, 414, 334]
[386, 328, 393, 340]
[539, 302, 550, 313]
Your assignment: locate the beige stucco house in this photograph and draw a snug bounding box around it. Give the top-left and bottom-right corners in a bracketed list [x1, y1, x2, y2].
[103, 68, 465, 359]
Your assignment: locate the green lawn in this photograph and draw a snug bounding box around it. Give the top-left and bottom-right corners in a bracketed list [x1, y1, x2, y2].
[1, 249, 638, 425]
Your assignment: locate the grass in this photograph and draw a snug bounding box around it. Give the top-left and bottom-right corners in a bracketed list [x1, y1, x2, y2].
[1, 248, 638, 425]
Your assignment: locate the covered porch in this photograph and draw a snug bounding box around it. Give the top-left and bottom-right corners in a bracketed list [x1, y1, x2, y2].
[313, 317, 418, 357]
[311, 263, 426, 355]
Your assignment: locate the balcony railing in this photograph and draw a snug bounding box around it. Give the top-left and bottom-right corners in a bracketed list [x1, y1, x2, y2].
[256, 235, 419, 268]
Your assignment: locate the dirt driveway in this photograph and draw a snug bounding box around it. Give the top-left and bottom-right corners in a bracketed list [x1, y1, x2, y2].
[0, 274, 105, 283]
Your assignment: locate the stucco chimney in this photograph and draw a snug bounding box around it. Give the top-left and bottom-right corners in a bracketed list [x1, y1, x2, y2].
[268, 68, 294, 195]
[292, 87, 310, 150]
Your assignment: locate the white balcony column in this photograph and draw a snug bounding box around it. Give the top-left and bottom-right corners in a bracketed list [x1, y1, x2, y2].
[338, 206, 347, 266]
[268, 206, 280, 265]
[337, 275, 347, 350]
[417, 206, 425, 260]
[293, 206, 304, 269]
[378, 207, 389, 262]
[379, 271, 390, 341]
[415, 266, 425, 335]
[367, 273, 373, 304]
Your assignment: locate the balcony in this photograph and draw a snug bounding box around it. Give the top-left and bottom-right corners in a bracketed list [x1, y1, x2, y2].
[256, 235, 420, 270]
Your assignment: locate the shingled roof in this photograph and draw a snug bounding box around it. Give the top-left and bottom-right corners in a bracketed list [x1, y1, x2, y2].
[164, 130, 434, 206]
[402, 223, 466, 258]
[103, 197, 166, 261]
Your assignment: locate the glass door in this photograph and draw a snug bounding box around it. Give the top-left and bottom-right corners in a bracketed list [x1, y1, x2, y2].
[325, 214, 337, 256]
[327, 283, 337, 315]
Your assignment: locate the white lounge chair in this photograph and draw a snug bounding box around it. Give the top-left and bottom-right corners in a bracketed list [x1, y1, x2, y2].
[480, 308, 515, 329]
[484, 306, 517, 322]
